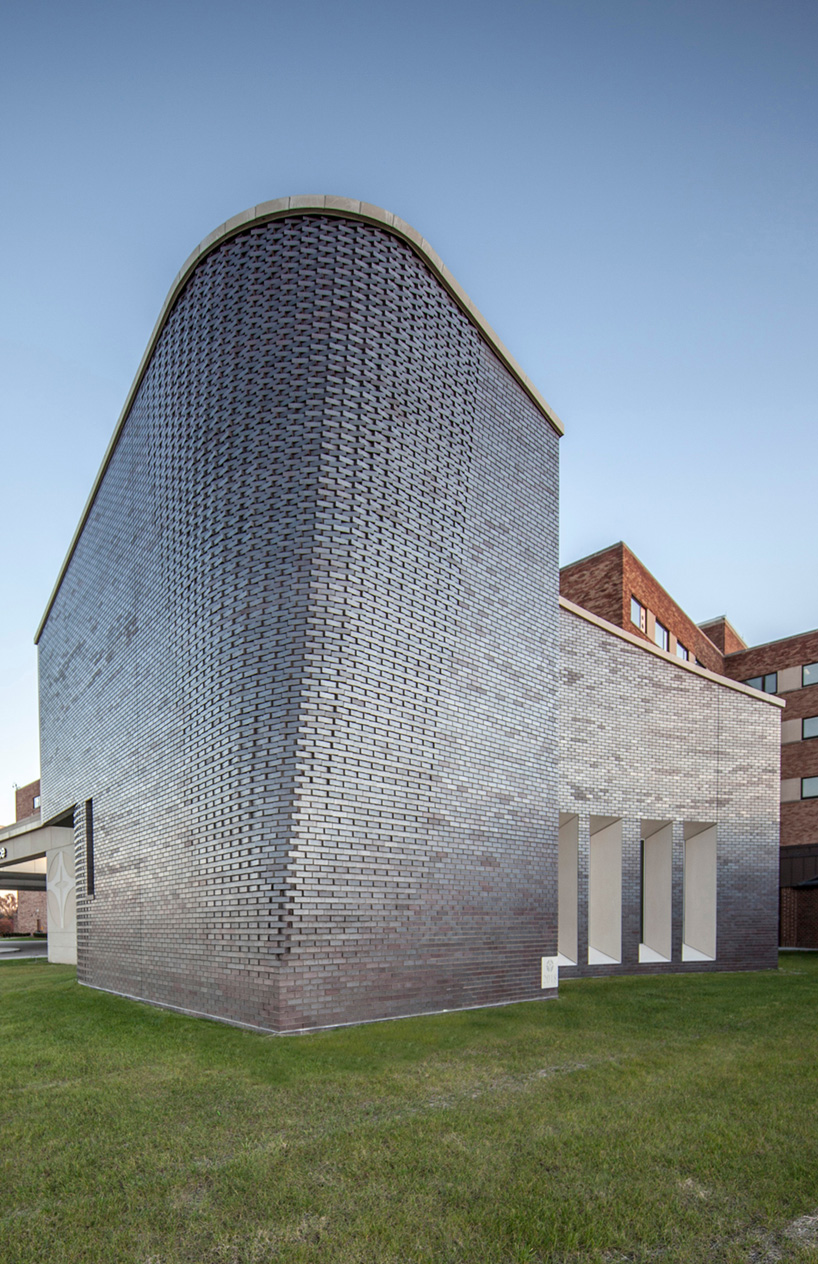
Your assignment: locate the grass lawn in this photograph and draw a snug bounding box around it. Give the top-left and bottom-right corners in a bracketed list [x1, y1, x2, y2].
[2, 956, 817, 1263]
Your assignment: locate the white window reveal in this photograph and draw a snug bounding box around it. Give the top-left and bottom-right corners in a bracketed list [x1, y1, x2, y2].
[682, 823, 717, 962]
[588, 816, 622, 965]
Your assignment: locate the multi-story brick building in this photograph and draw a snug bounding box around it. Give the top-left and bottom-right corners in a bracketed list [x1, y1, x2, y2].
[560, 541, 725, 673]
[26, 199, 783, 1032]
[560, 542, 818, 946]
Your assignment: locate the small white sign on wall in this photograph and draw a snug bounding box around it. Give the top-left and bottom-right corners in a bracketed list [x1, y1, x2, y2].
[541, 956, 559, 990]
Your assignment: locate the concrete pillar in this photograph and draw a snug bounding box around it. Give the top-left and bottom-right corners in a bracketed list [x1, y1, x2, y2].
[46, 831, 77, 964]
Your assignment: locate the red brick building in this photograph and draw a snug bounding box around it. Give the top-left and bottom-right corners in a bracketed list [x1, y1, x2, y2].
[0, 779, 47, 935]
[13, 891, 47, 934]
[560, 543, 818, 946]
[15, 779, 41, 821]
[560, 542, 724, 673]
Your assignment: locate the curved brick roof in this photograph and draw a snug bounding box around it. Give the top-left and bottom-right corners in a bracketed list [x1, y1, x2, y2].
[35, 197, 563, 642]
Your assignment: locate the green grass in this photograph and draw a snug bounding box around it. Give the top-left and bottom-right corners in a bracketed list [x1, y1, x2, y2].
[2, 956, 817, 1263]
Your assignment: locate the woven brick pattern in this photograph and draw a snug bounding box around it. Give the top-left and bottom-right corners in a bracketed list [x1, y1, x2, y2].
[559, 606, 780, 976]
[38, 214, 560, 1031]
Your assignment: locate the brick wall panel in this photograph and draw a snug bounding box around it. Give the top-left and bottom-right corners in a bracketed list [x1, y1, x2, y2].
[781, 800, 818, 848]
[559, 607, 780, 977]
[38, 214, 559, 1032]
[14, 780, 40, 822]
[725, 630, 818, 682]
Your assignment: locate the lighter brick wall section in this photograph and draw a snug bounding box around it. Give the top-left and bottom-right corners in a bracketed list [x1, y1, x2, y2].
[559, 606, 780, 976]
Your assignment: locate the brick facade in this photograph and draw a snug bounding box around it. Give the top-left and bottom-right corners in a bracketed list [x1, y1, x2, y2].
[558, 543, 625, 628]
[560, 544, 818, 946]
[779, 801, 818, 849]
[37, 210, 560, 1033]
[13, 890, 47, 934]
[559, 600, 780, 976]
[559, 543, 725, 674]
[698, 616, 747, 657]
[724, 629, 818, 857]
[15, 779, 40, 822]
[780, 886, 818, 949]
[32, 203, 789, 1031]
[724, 629, 818, 683]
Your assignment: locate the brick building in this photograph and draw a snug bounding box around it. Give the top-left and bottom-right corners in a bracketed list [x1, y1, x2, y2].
[560, 541, 725, 673]
[560, 542, 818, 946]
[14, 891, 47, 934]
[30, 199, 782, 1032]
[15, 779, 41, 822]
[0, 780, 48, 935]
[557, 598, 779, 976]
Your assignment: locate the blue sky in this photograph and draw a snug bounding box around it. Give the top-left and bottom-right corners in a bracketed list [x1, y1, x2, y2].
[1, 0, 816, 822]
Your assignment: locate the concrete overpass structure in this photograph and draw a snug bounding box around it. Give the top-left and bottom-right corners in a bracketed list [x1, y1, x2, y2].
[0, 814, 76, 963]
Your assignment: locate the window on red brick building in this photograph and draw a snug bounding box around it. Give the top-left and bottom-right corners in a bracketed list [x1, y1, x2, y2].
[745, 673, 778, 694]
[654, 621, 669, 653]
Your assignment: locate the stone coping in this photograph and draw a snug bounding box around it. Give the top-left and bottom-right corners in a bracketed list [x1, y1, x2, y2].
[35, 197, 563, 644]
[560, 596, 786, 707]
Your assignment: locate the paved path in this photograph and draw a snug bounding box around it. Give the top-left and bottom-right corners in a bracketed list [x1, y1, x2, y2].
[0, 940, 48, 960]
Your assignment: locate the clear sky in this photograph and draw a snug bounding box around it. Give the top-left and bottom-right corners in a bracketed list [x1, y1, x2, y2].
[1, 0, 816, 824]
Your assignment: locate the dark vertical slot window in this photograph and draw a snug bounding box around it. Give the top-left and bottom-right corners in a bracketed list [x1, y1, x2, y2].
[85, 798, 95, 896]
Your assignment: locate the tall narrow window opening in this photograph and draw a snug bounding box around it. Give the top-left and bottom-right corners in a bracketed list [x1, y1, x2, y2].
[85, 798, 95, 896]
[682, 823, 716, 961]
[588, 816, 622, 965]
[639, 821, 672, 963]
